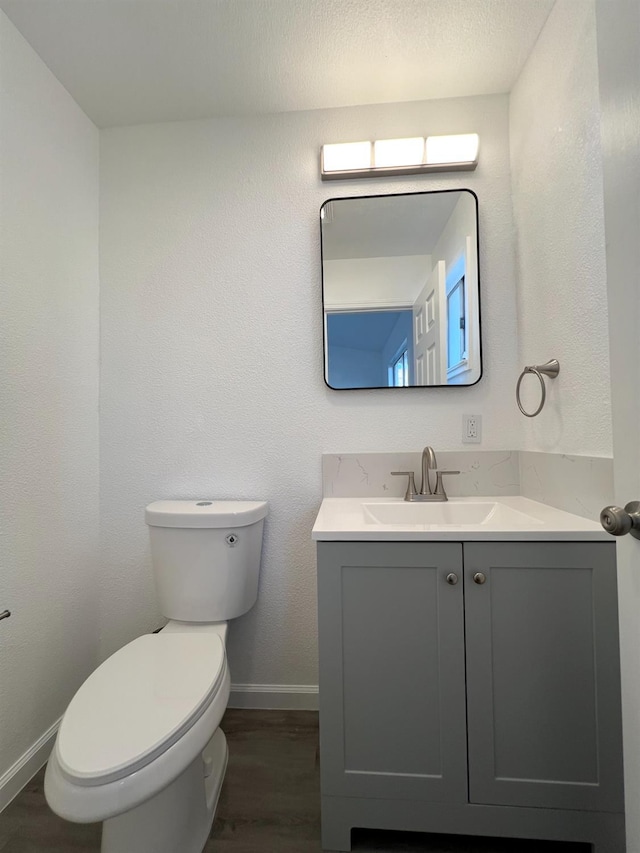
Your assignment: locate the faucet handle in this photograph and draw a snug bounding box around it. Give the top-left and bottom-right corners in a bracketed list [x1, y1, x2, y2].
[391, 471, 417, 502]
[433, 470, 461, 498]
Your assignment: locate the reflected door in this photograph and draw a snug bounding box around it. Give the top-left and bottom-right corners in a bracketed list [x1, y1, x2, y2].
[413, 260, 446, 385]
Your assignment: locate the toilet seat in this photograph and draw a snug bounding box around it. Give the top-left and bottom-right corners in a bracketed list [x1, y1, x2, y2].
[56, 633, 226, 787]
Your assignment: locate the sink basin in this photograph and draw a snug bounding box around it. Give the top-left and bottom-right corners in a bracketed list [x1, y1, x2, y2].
[363, 500, 498, 526]
[362, 500, 543, 527]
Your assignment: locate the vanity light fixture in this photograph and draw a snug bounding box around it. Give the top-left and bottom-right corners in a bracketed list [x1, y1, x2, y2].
[320, 133, 479, 180]
[374, 136, 425, 168]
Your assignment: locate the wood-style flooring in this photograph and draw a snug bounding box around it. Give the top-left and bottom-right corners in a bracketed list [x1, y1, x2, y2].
[0, 710, 590, 852]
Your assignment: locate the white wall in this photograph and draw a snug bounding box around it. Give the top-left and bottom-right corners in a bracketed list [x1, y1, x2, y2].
[509, 0, 611, 455]
[99, 94, 519, 686]
[323, 255, 431, 309]
[0, 11, 99, 791]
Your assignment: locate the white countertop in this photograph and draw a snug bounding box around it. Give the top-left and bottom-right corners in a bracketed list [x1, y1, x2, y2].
[312, 496, 610, 541]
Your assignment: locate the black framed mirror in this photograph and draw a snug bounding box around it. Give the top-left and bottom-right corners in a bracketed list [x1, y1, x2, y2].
[321, 189, 481, 389]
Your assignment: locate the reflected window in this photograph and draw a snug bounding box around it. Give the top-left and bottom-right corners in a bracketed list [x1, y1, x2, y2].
[391, 348, 409, 387]
[447, 275, 467, 369]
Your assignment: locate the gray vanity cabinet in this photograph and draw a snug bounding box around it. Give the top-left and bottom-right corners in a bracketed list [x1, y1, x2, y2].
[317, 541, 467, 803]
[317, 540, 625, 852]
[464, 542, 624, 814]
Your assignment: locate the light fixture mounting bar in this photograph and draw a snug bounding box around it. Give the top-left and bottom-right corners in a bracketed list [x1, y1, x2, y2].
[320, 161, 478, 181]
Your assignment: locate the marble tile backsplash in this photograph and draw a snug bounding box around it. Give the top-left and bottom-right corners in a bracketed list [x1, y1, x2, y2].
[322, 452, 520, 499]
[322, 451, 613, 522]
[519, 451, 614, 523]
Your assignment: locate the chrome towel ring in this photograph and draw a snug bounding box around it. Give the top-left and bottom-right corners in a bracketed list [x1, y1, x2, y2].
[516, 359, 560, 417]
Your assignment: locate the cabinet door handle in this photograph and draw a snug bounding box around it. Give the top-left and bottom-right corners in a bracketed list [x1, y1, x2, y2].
[473, 572, 487, 585]
[445, 573, 458, 585]
[0, 610, 10, 621]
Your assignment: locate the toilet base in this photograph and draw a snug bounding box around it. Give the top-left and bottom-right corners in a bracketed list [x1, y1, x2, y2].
[101, 727, 228, 853]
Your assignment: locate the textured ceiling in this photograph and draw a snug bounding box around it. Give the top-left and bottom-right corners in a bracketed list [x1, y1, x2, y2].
[0, 0, 556, 128]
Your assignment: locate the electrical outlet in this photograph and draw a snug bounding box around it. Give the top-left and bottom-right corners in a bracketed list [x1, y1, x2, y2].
[462, 414, 482, 444]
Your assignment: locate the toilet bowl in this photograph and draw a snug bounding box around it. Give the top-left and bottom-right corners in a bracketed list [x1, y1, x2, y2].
[45, 500, 268, 853]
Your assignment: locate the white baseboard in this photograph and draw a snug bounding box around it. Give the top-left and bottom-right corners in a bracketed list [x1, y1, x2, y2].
[0, 717, 61, 813]
[0, 687, 317, 812]
[228, 683, 318, 711]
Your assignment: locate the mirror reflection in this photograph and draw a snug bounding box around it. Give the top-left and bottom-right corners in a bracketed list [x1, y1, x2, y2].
[321, 190, 481, 389]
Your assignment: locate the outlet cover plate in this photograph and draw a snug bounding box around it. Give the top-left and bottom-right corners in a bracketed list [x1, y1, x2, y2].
[462, 414, 482, 443]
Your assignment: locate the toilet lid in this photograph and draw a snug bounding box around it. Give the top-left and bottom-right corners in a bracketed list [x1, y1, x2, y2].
[56, 633, 225, 786]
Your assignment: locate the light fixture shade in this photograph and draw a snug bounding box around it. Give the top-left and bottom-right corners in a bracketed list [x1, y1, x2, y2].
[320, 133, 479, 179]
[425, 133, 479, 166]
[374, 137, 425, 168]
[321, 141, 371, 173]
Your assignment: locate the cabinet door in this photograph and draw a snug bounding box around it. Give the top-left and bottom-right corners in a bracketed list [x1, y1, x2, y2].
[464, 542, 624, 813]
[317, 541, 467, 802]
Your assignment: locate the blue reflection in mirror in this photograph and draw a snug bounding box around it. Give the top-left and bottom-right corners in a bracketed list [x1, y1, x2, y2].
[326, 311, 412, 389]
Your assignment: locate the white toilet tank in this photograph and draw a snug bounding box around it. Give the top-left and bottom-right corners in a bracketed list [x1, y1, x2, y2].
[145, 500, 268, 622]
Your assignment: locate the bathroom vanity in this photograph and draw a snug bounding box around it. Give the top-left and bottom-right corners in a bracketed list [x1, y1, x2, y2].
[313, 497, 625, 852]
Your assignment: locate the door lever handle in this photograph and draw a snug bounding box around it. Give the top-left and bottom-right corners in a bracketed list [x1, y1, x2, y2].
[0, 610, 10, 621]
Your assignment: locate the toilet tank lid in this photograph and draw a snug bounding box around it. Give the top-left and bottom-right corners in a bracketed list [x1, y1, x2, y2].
[145, 500, 268, 528]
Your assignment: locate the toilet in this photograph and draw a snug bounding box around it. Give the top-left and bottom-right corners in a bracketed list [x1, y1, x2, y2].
[44, 499, 268, 853]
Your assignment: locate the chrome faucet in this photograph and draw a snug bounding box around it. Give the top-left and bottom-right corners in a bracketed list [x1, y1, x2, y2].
[420, 446, 438, 496]
[391, 446, 460, 502]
